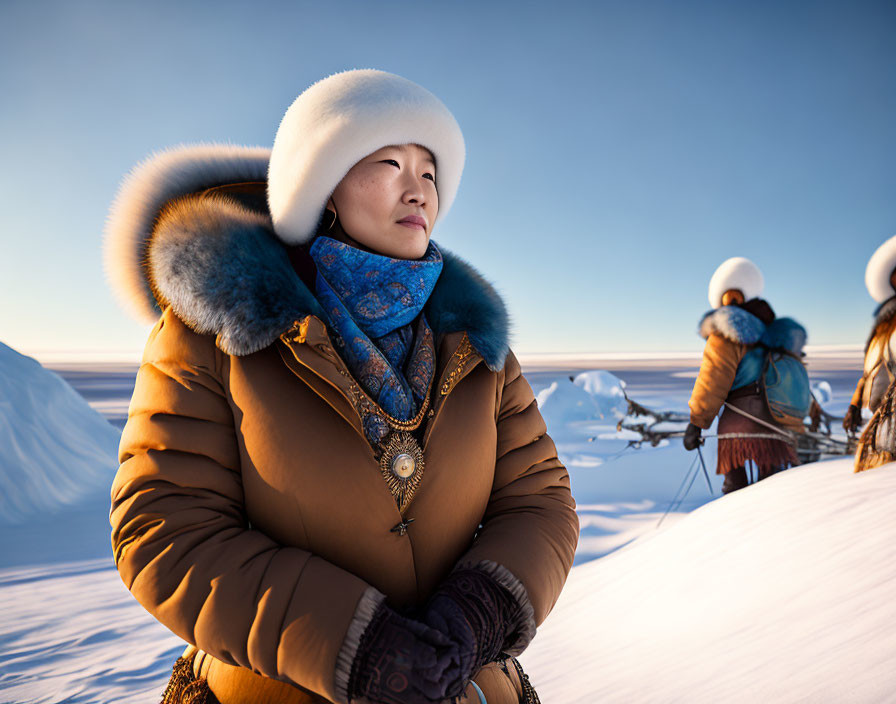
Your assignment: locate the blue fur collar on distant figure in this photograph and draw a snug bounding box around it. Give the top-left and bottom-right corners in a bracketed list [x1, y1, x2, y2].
[699, 306, 807, 355]
[761, 318, 807, 356]
[698, 306, 765, 345]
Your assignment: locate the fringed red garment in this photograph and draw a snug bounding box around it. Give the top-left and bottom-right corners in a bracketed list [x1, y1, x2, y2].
[717, 392, 798, 475]
[718, 436, 797, 476]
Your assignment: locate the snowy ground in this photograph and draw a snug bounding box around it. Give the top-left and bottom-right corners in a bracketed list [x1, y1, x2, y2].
[2, 352, 883, 703]
[520, 458, 896, 703]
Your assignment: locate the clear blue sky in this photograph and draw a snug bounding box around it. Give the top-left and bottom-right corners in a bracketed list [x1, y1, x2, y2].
[1, 0, 894, 360]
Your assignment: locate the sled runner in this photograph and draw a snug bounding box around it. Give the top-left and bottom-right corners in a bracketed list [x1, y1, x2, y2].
[615, 387, 855, 465]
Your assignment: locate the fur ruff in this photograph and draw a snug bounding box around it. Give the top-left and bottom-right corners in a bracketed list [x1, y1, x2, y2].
[148, 194, 322, 357]
[104, 143, 271, 324]
[106, 148, 509, 369]
[760, 317, 807, 356]
[698, 306, 765, 345]
[268, 69, 465, 244]
[700, 306, 806, 355]
[865, 234, 896, 303]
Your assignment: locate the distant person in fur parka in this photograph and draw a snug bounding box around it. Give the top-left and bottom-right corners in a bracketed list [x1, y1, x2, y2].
[844, 235, 896, 434]
[683, 257, 809, 494]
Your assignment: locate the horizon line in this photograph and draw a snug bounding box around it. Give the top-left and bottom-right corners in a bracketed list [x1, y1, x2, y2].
[15, 343, 865, 367]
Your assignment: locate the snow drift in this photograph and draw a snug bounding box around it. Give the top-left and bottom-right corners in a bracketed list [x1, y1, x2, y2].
[536, 370, 628, 429]
[521, 458, 896, 703]
[0, 341, 120, 524]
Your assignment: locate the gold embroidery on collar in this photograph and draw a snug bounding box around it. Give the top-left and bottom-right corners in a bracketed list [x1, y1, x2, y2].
[283, 318, 311, 344]
[338, 367, 433, 432]
[440, 335, 476, 396]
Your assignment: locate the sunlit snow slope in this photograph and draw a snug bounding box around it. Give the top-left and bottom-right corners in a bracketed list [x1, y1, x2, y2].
[0, 342, 119, 524]
[521, 458, 896, 703]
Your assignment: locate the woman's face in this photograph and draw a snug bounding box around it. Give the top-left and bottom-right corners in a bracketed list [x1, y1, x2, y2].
[327, 144, 438, 259]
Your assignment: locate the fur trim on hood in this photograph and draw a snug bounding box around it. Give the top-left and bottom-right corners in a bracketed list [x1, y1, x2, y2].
[700, 306, 806, 355]
[699, 306, 765, 345]
[104, 143, 271, 323]
[761, 318, 807, 356]
[104, 145, 508, 370]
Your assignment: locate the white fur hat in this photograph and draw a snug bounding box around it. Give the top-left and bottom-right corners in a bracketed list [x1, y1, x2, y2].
[267, 69, 465, 245]
[708, 257, 764, 308]
[865, 235, 896, 303]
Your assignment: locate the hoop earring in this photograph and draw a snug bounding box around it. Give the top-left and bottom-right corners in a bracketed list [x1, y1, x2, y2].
[323, 207, 337, 232]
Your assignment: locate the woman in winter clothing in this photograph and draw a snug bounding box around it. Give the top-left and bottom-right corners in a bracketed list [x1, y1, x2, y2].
[105, 70, 578, 704]
[844, 235, 896, 434]
[683, 257, 808, 494]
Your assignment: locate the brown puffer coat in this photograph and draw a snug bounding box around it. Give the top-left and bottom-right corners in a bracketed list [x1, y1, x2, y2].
[107, 148, 578, 704]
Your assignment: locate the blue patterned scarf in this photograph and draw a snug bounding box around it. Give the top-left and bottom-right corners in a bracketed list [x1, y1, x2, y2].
[308, 236, 442, 444]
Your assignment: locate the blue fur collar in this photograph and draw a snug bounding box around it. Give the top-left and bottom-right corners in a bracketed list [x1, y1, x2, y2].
[699, 306, 807, 354]
[148, 194, 510, 370]
[761, 318, 807, 356]
[698, 306, 765, 345]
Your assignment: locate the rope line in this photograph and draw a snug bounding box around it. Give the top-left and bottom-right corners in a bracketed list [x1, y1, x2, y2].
[722, 401, 797, 442]
[658, 453, 700, 527]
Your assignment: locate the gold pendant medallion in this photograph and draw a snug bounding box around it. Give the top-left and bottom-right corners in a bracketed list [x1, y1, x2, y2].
[379, 431, 425, 513]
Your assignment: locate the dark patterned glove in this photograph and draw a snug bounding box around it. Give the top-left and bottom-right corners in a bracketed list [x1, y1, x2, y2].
[423, 567, 523, 694]
[347, 602, 463, 704]
[683, 422, 702, 451]
[843, 404, 862, 433]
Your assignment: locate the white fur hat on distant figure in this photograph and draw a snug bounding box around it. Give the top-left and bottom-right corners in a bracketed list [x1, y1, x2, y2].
[865, 235, 896, 303]
[267, 69, 465, 245]
[708, 257, 765, 308]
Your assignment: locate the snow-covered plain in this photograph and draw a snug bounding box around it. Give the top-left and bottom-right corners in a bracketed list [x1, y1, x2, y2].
[0, 355, 183, 704]
[2, 350, 889, 703]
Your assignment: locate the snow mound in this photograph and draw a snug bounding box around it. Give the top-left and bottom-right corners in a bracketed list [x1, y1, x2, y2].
[537, 370, 628, 426]
[521, 458, 896, 703]
[811, 379, 833, 406]
[0, 342, 120, 524]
